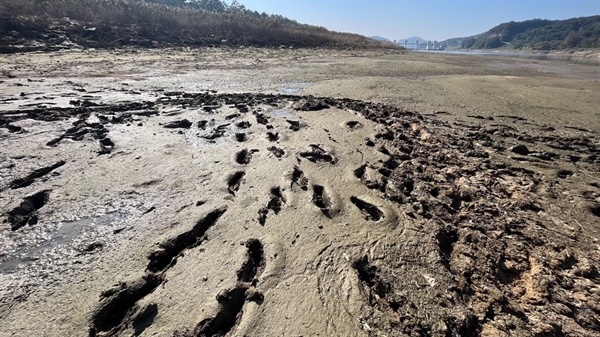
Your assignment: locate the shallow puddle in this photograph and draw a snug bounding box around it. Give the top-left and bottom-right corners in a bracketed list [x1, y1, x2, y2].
[0, 211, 126, 273]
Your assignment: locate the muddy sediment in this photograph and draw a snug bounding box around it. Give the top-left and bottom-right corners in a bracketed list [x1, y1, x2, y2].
[0, 48, 599, 337]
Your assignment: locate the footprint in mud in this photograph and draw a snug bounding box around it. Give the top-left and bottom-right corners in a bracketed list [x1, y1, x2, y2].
[202, 124, 229, 140]
[267, 131, 279, 142]
[235, 133, 248, 142]
[350, 196, 384, 221]
[236, 121, 251, 129]
[197, 120, 208, 130]
[299, 144, 337, 164]
[346, 121, 363, 130]
[436, 227, 459, 271]
[90, 274, 165, 337]
[164, 119, 192, 129]
[8, 190, 51, 231]
[192, 239, 265, 337]
[147, 208, 228, 273]
[291, 166, 308, 191]
[313, 185, 334, 218]
[98, 137, 115, 154]
[286, 119, 307, 132]
[9, 160, 65, 189]
[225, 113, 241, 120]
[258, 187, 286, 225]
[235, 149, 258, 165]
[268, 146, 285, 158]
[254, 112, 269, 125]
[227, 171, 245, 196]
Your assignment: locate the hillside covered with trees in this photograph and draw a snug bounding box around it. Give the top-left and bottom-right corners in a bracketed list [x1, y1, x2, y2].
[461, 15, 600, 50]
[0, 0, 396, 52]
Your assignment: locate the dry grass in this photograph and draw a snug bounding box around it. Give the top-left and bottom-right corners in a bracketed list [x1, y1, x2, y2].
[0, 0, 401, 51]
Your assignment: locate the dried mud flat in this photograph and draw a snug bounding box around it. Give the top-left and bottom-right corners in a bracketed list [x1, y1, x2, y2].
[0, 48, 599, 337]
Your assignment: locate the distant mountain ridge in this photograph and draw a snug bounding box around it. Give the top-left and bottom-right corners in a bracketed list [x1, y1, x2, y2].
[396, 37, 427, 45]
[460, 15, 600, 50]
[370, 36, 393, 43]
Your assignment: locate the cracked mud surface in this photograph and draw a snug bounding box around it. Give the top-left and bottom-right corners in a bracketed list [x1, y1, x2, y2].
[0, 48, 599, 337]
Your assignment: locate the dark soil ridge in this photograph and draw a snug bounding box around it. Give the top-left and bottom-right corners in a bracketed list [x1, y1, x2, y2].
[2, 92, 599, 336]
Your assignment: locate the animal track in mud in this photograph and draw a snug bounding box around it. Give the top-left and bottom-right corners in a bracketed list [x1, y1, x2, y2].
[266, 131, 279, 142]
[258, 187, 286, 226]
[299, 145, 337, 164]
[235, 121, 251, 129]
[9, 160, 65, 189]
[90, 208, 228, 336]
[313, 185, 334, 218]
[147, 208, 228, 273]
[202, 124, 229, 140]
[291, 166, 308, 191]
[267, 146, 285, 158]
[192, 239, 265, 337]
[47, 115, 108, 147]
[436, 228, 459, 271]
[346, 121, 363, 129]
[8, 190, 51, 231]
[227, 172, 245, 196]
[90, 274, 165, 337]
[352, 256, 391, 301]
[98, 137, 115, 154]
[237, 239, 265, 283]
[164, 119, 192, 129]
[350, 196, 384, 221]
[254, 112, 269, 125]
[286, 119, 307, 131]
[197, 120, 208, 130]
[235, 133, 248, 142]
[235, 149, 256, 165]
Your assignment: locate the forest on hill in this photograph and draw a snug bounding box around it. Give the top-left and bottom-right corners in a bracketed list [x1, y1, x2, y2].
[0, 0, 396, 52]
[461, 16, 600, 50]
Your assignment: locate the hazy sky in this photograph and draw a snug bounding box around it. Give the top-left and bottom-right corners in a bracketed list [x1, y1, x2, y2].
[232, 0, 600, 41]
